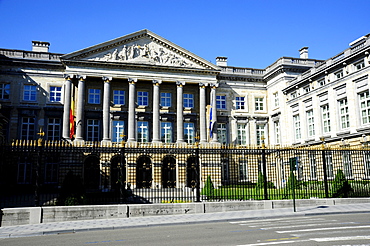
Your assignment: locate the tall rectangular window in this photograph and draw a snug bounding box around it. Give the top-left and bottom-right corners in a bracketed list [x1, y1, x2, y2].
[338, 98, 349, 129]
[184, 122, 194, 144]
[293, 114, 301, 141]
[112, 120, 124, 142]
[0, 83, 10, 100]
[325, 152, 334, 178]
[183, 94, 194, 108]
[137, 121, 149, 143]
[354, 59, 365, 70]
[364, 151, 370, 179]
[318, 79, 326, 87]
[217, 123, 227, 144]
[161, 122, 172, 143]
[309, 152, 317, 180]
[306, 109, 315, 137]
[239, 159, 248, 182]
[113, 90, 125, 105]
[49, 86, 62, 102]
[274, 121, 280, 144]
[335, 70, 343, 79]
[255, 97, 264, 111]
[343, 151, 353, 178]
[86, 119, 100, 141]
[236, 96, 245, 110]
[237, 124, 248, 145]
[216, 95, 226, 109]
[47, 118, 61, 140]
[321, 105, 331, 133]
[160, 92, 171, 107]
[88, 89, 101, 104]
[17, 157, 32, 184]
[359, 91, 370, 125]
[256, 124, 265, 146]
[21, 117, 35, 140]
[23, 85, 37, 101]
[137, 91, 149, 106]
[45, 156, 58, 184]
[273, 92, 279, 107]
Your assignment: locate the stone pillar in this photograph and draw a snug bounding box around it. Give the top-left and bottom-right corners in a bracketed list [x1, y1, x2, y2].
[127, 78, 137, 142]
[62, 74, 73, 140]
[102, 77, 112, 142]
[176, 81, 185, 143]
[75, 75, 86, 141]
[210, 83, 218, 142]
[199, 82, 208, 143]
[152, 80, 162, 143]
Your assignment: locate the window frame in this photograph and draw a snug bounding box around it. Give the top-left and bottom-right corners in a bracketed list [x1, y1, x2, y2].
[49, 86, 62, 103]
[23, 85, 37, 101]
[183, 93, 194, 108]
[216, 95, 227, 110]
[321, 104, 331, 134]
[0, 83, 10, 100]
[255, 97, 264, 111]
[86, 119, 100, 141]
[160, 92, 172, 107]
[113, 90, 125, 105]
[235, 96, 245, 110]
[88, 88, 101, 104]
[137, 91, 149, 107]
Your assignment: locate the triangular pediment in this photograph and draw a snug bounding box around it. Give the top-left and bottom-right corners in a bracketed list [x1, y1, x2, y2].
[61, 29, 219, 70]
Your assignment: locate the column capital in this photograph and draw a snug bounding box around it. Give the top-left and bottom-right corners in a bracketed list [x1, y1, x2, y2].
[64, 74, 74, 80]
[199, 82, 208, 88]
[152, 79, 162, 86]
[210, 82, 219, 88]
[128, 78, 137, 83]
[77, 75, 87, 81]
[102, 76, 112, 82]
[176, 81, 185, 86]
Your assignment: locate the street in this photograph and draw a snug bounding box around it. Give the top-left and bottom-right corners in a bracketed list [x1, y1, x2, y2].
[1, 213, 370, 245]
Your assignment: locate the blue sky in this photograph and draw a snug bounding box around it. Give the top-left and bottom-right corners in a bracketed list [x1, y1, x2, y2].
[1, 0, 369, 68]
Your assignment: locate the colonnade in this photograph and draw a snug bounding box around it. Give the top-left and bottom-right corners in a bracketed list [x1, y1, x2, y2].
[62, 74, 219, 143]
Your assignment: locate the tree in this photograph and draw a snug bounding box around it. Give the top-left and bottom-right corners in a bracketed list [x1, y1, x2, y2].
[201, 175, 214, 198]
[332, 169, 352, 198]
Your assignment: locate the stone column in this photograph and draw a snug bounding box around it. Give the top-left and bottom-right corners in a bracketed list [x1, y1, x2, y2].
[152, 80, 162, 143]
[176, 81, 185, 143]
[210, 83, 218, 142]
[62, 74, 73, 140]
[75, 75, 86, 141]
[199, 82, 208, 143]
[127, 78, 137, 142]
[102, 77, 112, 142]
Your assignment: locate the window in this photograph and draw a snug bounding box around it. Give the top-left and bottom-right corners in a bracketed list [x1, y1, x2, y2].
[217, 123, 227, 144]
[21, 117, 35, 140]
[321, 104, 331, 133]
[113, 90, 125, 105]
[239, 158, 248, 182]
[161, 92, 171, 107]
[183, 94, 194, 108]
[273, 92, 279, 107]
[23, 85, 37, 101]
[112, 120, 124, 142]
[290, 91, 297, 99]
[236, 96, 245, 110]
[306, 110, 315, 137]
[45, 156, 58, 184]
[303, 86, 310, 93]
[47, 118, 61, 140]
[343, 151, 353, 178]
[255, 97, 264, 111]
[293, 115, 301, 141]
[17, 157, 32, 184]
[88, 89, 101, 104]
[338, 98, 349, 129]
[237, 124, 248, 145]
[137, 121, 149, 143]
[364, 151, 370, 179]
[137, 91, 149, 106]
[309, 152, 317, 180]
[86, 119, 100, 141]
[354, 59, 365, 70]
[184, 122, 195, 144]
[0, 83, 10, 100]
[334, 70, 343, 79]
[49, 86, 62, 102]
[216, 95, 226, 109]
[274, 121, 280, 144]
[318, 79, 326, 87]
[161, 122, 172, 143]
[256, 124, 265, 146]
[359, 91, 370, 124]
[325, 152, 334, 178]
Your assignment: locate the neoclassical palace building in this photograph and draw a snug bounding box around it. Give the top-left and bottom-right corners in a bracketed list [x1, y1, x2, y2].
[1, 29, 369, 147]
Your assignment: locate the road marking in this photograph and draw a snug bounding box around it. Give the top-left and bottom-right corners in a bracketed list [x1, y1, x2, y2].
[260, 221, 353, 230]
[276, 224, 370, 234]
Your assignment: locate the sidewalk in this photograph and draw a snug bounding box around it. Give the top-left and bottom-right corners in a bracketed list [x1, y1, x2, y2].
[1, 203, 369, 238]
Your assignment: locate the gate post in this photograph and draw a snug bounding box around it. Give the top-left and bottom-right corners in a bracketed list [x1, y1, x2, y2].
[120, 140, 126, 204]
[35, 128, 45, 207]
[321, 138, 329, 198]
[195, 143, 201, 202]
[261, 138, 268, 200]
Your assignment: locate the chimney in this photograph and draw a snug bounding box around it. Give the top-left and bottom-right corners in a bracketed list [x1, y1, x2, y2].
[32, 41, 50, 52]
[299, 47, 308, 59]
[216, 57, 228, 66]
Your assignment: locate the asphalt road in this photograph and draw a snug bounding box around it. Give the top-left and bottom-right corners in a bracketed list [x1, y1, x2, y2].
[1, 213, 370, 246]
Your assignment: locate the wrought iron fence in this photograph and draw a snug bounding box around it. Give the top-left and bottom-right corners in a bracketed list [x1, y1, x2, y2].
[1, 141, 370, 208]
